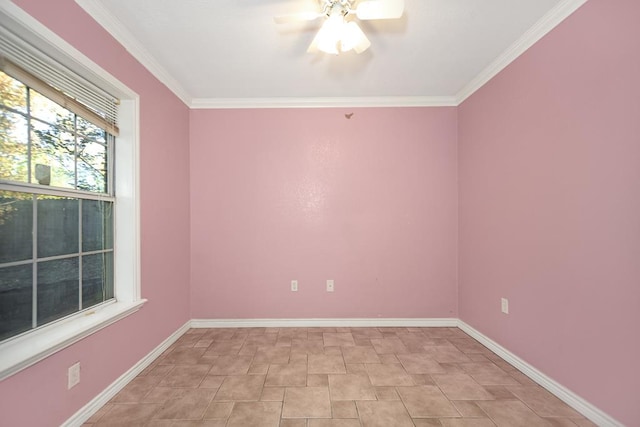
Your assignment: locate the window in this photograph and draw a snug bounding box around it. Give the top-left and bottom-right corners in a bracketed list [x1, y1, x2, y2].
[0, 69, 115, 342]
[0, 1, 143, 380]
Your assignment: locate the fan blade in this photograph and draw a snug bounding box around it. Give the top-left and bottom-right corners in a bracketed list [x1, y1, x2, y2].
[355, 0, 404, 20]
[274, 12, 322, 24]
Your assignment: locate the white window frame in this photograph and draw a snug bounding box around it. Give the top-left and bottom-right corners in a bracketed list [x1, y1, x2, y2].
[0, 0, 145, 380]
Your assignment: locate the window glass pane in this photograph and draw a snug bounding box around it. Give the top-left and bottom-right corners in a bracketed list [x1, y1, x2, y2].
[0, 191, 33, 263]
[0, 109, 29, 183]
[77, 116, 105, 144]
[31, 120, 75, 189]
[30, 89, 74, 130]
[82, 200, 113, 252]
[37, 257, 78, 326]
[37, 196, 78, 258]
[82, 252, 113, 309]
[77, 139, 107, 193]
[0, 67, 116, 344]
[0, 264, 33, 341]
[0, 71, 27, 113]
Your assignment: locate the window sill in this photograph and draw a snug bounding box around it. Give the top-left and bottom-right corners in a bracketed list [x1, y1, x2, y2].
[0, 299, 146, 381]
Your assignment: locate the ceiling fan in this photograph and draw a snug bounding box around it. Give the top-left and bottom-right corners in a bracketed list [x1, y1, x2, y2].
[275, 0, 405, 55]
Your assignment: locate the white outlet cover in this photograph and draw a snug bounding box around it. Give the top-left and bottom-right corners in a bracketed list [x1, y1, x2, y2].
[68, 362, 80, 389]
[501, 298, 509, 314]
[291, 280, 298, 292]
[326, 280, 334, 292]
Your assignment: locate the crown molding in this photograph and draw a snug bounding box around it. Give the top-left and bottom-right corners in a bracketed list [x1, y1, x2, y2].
[190, 96, 458, 109]
[455, 0, 589, 105]
[75, 0, 192, 106]
[75, 0, 587, 110]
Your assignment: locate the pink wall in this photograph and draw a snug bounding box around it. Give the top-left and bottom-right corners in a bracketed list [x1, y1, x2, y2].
[458, 0, 640, 425]
[0, 1, 191, 426]
[190, 108, 458, 319]
[3, 0, 637, 425]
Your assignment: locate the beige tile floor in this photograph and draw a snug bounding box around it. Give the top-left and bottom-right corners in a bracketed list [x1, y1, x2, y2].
[84, 327, 598, 427]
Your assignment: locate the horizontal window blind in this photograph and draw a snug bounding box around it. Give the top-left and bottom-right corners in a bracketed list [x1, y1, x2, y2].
[0, 27, 119, 136]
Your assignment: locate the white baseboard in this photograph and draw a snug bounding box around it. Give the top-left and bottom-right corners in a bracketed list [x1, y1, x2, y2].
[190, 317, 459, 328]
[457, 320, 622, 427]
[62, 317, 621, 427]
[62, 320, 191, 427]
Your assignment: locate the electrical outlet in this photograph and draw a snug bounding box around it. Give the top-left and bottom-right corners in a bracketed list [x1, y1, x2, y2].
[68, 362, 80, 389]
[326, 279, 334, 292]
[291, 280, 298, 292]
[501, 298, 509, 314]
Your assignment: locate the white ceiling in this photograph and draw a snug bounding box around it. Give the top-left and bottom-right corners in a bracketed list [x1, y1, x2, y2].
[75, 0, 587, 108]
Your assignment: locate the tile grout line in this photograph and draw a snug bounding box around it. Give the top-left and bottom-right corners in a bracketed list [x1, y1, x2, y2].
[75, 324, 608, 427]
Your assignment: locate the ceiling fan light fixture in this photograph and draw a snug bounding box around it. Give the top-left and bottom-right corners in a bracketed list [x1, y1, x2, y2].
[341, 21, 370, 54]
[312, 11, 370, 55]
[282, 0, 404, 55]
[315, 11, 344, 54]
